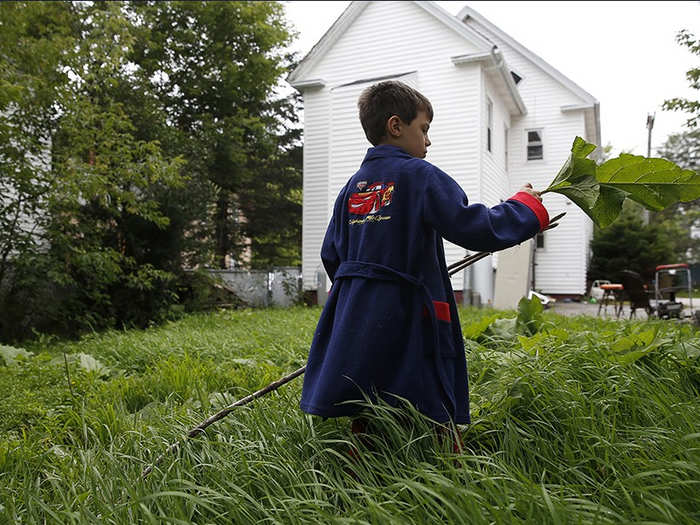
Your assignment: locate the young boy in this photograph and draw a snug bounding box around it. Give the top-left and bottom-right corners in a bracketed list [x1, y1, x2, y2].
[300, 81, 548, 429]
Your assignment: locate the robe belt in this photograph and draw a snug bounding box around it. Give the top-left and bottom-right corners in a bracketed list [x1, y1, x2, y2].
[333, 260, 457, 418]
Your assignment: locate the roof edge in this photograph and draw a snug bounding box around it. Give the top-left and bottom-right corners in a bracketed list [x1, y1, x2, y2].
[457, 5, 599, 106]
[288, 1, 494, 87]
[414, 1, 492, 51]
[491, 47, 527, 116]
[287, 1, 369, 85]
[452, 48, 527, 116]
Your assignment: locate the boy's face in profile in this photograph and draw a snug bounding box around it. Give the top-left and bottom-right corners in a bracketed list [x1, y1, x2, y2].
[385, 110, 432, 159]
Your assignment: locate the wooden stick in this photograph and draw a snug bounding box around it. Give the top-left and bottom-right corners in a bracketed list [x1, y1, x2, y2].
[141, 365, 306, 478]
[447, 213, 565, 273]
[446, 251, 484, 271]
[447, 251, 491, 276]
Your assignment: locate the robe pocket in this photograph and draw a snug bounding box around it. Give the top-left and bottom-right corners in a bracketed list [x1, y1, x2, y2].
[422, 303, 457, 358]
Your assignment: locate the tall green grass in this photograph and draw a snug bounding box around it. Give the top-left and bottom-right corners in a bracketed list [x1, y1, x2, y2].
[1, 306, 699, 523]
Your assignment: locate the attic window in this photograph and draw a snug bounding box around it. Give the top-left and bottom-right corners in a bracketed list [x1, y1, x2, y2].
[527, 129, 543, 161]
[510, 71, 522, 85]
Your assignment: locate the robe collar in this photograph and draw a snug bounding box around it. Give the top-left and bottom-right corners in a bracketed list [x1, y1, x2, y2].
[362, 144, 413, 164]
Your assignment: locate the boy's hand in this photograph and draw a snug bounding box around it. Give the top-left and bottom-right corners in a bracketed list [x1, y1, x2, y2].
[520, 183, 542, 202]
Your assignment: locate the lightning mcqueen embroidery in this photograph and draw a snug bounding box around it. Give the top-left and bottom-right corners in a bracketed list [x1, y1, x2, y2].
[347, 182, 394, 215]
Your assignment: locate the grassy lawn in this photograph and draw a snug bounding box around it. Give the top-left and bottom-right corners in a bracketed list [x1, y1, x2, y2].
[1, 306, 699, 524]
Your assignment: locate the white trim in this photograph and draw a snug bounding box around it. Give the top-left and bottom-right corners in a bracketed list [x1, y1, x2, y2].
[457, 5, 598, 105]
[561, 103, 595, 112]
[491, 47, 527, 116]
[290, 78, 327, 90]
[450, 51, 492, 65]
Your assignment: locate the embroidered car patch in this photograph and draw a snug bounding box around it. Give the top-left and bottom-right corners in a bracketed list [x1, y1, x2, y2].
[347, 182, 394, 215]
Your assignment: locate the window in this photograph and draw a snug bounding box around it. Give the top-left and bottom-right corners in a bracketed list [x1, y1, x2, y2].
[536, 232, 545, 249]
[487, 97, 493, 153]
[527, 129, 543, 160]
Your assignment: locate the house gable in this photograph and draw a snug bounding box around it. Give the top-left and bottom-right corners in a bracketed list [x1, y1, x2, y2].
[288, 1, 492, 88]
[288, 1, 526, 118]
[457, 5, 597, 106]
[457, 5, 600, 147]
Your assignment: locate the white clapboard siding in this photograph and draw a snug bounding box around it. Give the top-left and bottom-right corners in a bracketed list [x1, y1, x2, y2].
[297, 1, 599, 296]
[475, 74, 514, 301]
[329, 73, 418, 216]
[301, 89, 331, 290]
[301, 1, 484, 291]
[463, 16, 593, 295]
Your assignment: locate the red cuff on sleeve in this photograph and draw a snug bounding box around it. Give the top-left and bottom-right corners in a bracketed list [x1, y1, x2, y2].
[508, 191, 549, 231]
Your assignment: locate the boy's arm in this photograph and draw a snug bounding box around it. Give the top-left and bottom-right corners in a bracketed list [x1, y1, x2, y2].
[423, 166, 549, 252]
[320, 186, 347, 282]
[321, 215, 340, 282]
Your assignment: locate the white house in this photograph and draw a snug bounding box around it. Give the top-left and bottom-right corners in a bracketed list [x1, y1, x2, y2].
[288, 1, 600, 304]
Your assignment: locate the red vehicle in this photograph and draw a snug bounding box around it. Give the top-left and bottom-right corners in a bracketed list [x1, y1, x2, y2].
[348, 182, 394, 215]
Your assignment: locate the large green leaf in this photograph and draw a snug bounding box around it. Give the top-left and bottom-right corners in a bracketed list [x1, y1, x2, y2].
[516, 295, 543, 336]
[597, 154, 700, 210]
[542, 137, 700, 228]
[543, 137, 602, 224]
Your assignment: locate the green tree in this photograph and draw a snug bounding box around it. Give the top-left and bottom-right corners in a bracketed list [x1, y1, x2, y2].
[663, 30, 700, 128]
[0, 2, 73, 294]
[0, 2, 185, 339]
[46, 2, 185, 332]
[589, 201, 689, 284]
[129, 1, 299, 269]
[659, 29, 700, 263]
[0, 1, 302, 340]
[656, 129, 700, 262]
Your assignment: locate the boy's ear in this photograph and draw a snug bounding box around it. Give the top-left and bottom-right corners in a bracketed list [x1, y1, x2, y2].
[386, 115, 402, 138]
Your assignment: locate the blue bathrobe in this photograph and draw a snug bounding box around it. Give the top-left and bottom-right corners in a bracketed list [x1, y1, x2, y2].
[300, 144, 549, 424]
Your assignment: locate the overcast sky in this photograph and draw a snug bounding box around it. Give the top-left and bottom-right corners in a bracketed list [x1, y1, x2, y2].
[281, 1, 700, 157]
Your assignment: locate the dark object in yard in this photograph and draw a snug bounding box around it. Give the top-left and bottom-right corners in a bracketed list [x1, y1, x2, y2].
[657, 291, 683, 319]
[655, 264, 692, 320]
[620, 269, 654, 319]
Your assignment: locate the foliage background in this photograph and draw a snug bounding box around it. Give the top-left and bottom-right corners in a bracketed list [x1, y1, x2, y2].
[0, 2, 302, 341]
[588, 30, 700, 286]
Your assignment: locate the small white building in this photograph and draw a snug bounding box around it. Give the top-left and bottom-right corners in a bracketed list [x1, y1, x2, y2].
[288, 1, 600, 303]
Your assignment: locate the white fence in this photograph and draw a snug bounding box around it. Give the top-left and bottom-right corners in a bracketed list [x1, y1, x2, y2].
[207, 267, 302, 307]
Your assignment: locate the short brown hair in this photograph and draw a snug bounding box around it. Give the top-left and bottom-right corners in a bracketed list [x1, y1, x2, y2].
[357, 81, 433, 146]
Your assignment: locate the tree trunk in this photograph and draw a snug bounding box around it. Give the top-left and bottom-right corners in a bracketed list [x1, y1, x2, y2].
[214, 191, 231, 269]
